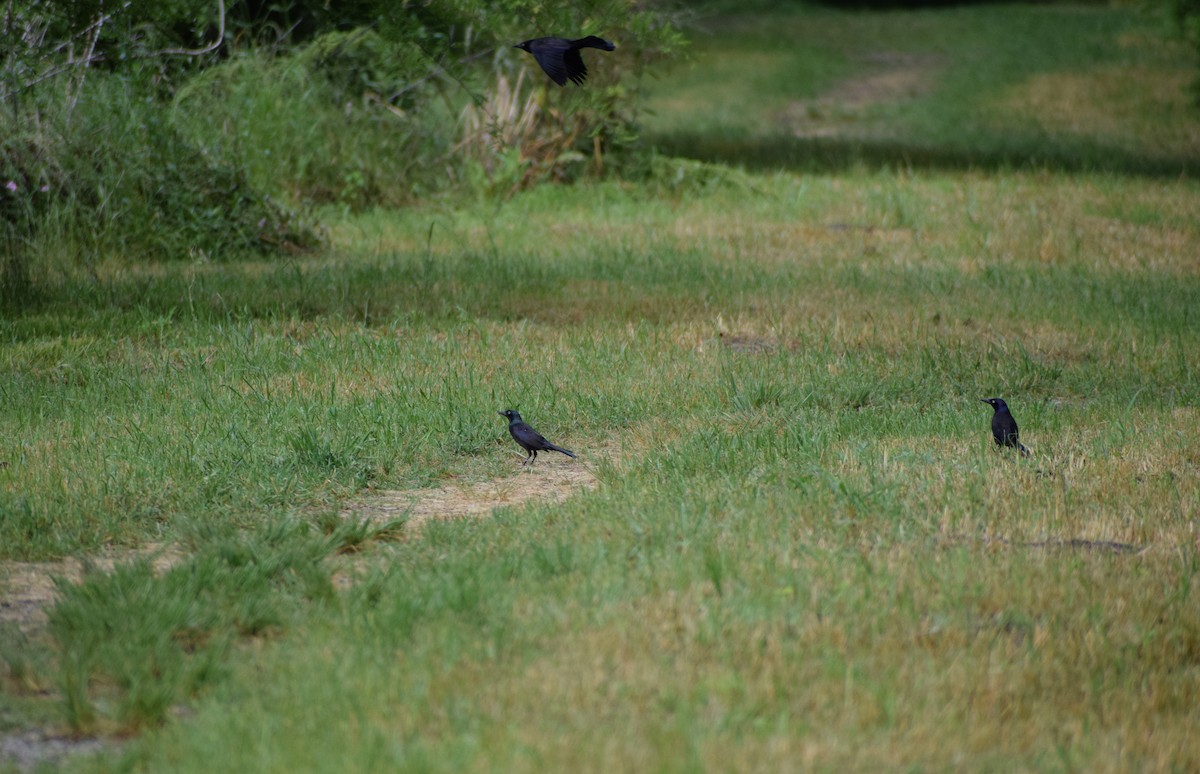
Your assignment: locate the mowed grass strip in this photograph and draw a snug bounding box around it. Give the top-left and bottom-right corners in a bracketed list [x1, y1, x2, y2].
[123, 488, 1200, 771]
[2, 170, 1196, 559]
[5, 164, 1196, 760]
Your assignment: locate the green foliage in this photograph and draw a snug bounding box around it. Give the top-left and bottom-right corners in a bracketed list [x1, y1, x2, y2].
[60, 0, 216, 47]
[460, 3, 688, 189]
[172, 34, 452, 209]
[1, 73, 318, 298]
[1163, 0, 1200, 102]
[1, 0, 686, 303]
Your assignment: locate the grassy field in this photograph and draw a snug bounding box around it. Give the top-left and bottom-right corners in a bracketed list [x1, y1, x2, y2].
[647, 3, 1200, 174]
[3, 3, 1200, 771]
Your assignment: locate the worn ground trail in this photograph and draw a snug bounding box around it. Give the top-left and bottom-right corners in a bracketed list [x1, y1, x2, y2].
[783, 51, 942, 137]
[1, 458, 600, 769]
[341, 458, 601, 532]
[0, 544, 184, 635]
[1, 459, 601, 635]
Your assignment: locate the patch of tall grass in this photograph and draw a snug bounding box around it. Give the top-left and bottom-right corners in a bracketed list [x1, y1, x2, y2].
[1, 73, 318, 304]
[172, 31, 458, 211]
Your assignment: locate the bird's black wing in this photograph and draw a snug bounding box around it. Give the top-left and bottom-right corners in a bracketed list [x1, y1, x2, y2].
[992, 413, 1020, 447]
[512, 421, 552, 450]
[562, 48, 588, 85]
[531, 49, 569, 86]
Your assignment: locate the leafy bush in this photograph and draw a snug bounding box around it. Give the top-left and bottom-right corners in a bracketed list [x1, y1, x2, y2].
[1, 0, 684, 304]
[172, 30, 455, 209]
[1, 2, 321, 302]
[458, 4, 687, 190]
[1, 75, 319, 299]
[173, 5, 686, 203]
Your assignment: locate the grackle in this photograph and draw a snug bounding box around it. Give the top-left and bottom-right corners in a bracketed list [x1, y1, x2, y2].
[981, 398, 1031, 457]
[514, 36, 615, 86]
[498, 409, 576, 465]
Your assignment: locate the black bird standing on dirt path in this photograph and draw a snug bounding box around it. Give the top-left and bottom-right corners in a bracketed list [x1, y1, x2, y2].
[514, 36, 616, 86]
[981, 398, 1031, 457]
[498, 409, 577, 465]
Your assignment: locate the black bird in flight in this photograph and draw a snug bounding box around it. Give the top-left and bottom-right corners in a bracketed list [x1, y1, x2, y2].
[981, 398, 1031, 457]
[498, 409, 577, 465]
[514, 36, 616, 86]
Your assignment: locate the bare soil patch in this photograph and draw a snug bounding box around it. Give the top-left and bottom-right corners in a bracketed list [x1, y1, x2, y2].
[0, 732, 109, 773]
[2, 459, 600, 632]
[0, 544, 184, 636]
[783, 51, 942, 137]
[341, 458, 600, 532]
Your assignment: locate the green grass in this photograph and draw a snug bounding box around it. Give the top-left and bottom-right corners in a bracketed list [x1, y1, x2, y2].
[646, 4, 1200, 175]
[2, 2, 1200, 771]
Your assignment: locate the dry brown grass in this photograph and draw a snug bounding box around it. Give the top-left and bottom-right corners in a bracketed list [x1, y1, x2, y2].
[993, 64, 1200, 160]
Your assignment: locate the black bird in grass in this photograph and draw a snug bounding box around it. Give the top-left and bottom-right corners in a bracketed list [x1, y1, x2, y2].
[981, 398, 1031, 457]
[514, 36, 616, 86]
[498, 409, 577, 465]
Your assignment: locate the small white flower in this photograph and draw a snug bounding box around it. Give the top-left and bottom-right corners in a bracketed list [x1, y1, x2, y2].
[4, 181, 16, 192]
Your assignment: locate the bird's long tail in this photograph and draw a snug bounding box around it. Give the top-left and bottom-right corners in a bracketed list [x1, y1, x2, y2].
[546, 443, 577, 458]
[573, 36, 615, 51]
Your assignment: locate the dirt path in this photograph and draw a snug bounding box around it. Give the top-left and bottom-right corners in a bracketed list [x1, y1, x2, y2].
[1, 459, 599, 634]
[783, 51, 942, 137]
[0, 544, 185, 635]
[341, 458, 601, 531]
[1, 459, 599, 770]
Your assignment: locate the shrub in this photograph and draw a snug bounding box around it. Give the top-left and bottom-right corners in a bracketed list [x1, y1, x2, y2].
[1, 76, 319, 276]
[1, 0, 684, 303]
[458, 4, 688, 190]
[172, 31, 455, 209]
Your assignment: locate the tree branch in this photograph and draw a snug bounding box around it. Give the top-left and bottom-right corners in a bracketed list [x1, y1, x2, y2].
[151, 0, 225, 57]
[0, 0, 227, 101]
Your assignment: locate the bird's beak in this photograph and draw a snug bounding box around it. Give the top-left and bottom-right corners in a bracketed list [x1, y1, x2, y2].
[498, 411, 505, 416]
[979, 399, 989, 403]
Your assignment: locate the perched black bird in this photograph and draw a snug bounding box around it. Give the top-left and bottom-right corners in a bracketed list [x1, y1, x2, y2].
[498, 409, 577, 465]
[981, 398, 1031, 457]
[514, 36, 616, 86]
